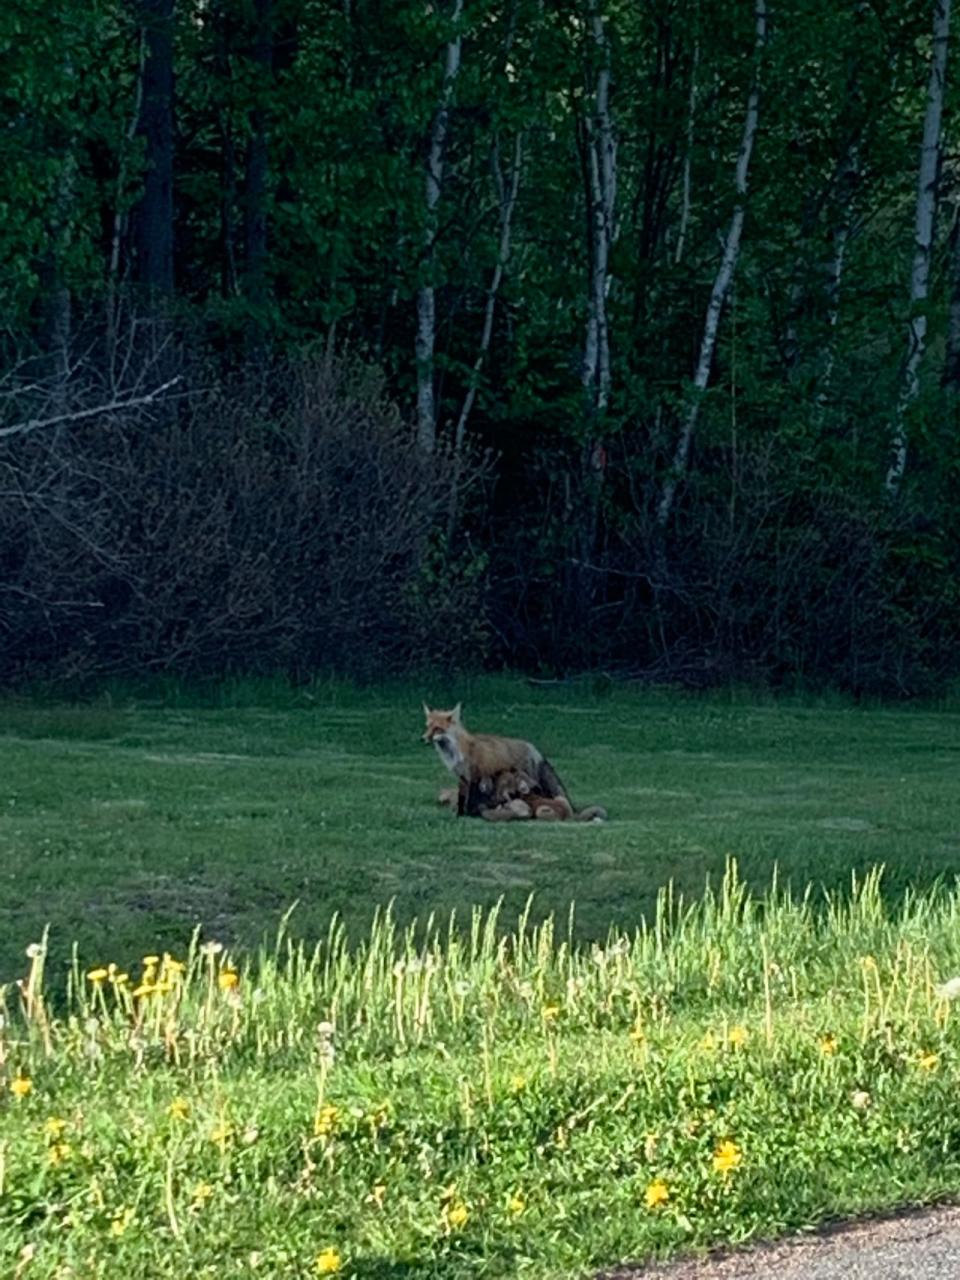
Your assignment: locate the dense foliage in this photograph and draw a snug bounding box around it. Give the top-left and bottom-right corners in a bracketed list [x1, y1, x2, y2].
[3, 0, 960, 689]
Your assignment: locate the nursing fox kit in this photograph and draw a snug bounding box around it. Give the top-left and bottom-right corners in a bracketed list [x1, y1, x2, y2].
[421, 702, 607, 822]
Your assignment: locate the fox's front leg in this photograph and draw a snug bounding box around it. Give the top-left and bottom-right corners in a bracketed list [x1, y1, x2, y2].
[458, 776, 491, 817]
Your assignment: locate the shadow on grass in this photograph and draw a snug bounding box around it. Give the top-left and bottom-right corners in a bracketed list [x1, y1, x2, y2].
[348, 1248, 518, 1279]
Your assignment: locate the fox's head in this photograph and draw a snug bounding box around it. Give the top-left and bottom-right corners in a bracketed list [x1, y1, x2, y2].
[421, 702, 462, 743]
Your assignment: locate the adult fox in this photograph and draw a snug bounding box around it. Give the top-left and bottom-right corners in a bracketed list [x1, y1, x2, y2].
[422, 702, 568, 817]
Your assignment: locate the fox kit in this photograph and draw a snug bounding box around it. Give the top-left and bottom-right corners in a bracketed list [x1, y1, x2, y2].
[422, 702, 568, 817]
[480, 768, 608, 823]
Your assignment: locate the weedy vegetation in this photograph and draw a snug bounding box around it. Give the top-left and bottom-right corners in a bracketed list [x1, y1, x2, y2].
[5, 869, 960, 1278]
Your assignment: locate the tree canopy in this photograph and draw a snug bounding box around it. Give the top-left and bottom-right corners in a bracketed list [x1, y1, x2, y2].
[2, 0, 959, 692]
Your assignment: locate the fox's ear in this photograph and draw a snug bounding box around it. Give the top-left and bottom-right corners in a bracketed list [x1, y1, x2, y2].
[422, 701, 431, 718]
[451, 702, 462, 722]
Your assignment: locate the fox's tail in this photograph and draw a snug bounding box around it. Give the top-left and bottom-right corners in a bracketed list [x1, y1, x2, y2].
[574, 804, 607, 822]
[537, 757, 569, 800]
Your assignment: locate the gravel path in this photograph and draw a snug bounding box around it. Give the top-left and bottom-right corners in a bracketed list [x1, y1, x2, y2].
[598, 1205, 960, 1280]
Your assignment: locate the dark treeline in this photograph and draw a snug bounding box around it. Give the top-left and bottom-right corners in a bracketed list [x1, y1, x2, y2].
[3, 0, 960, 692]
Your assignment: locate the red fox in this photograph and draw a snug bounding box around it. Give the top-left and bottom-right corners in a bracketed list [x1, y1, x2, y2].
[422, 702, 569, 817]
[480, 768, 608, 823]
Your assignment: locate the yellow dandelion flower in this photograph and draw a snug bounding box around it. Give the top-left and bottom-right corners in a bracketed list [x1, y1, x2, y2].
[110, 1207, 135, 1236]
[446, 1201, 469, 1230]
[142, 955, 160, 967]
[819, 1035, 838, 1056]
[48, 1141, 73, 1166]
[369, 1101, 390, 1130]
[86, 968, 109, 984]
[168, 1098, 190, 1121]
[644, 1179, 670, 1209]
[541, 1003, 560, 1022]
[728, 1025, 748, 1049]
[43, 1116, 68, 1140]
[11, 1076, 32, 1100]
[712, 1139, 742, 1175]
[314, 1246, 342, 1275]
[314, 1104, 339, 1137]
[162, 953, 185, 976]
[209, 1121, 233, 1148]
[218, 968, 239, 991]
[111, 971, 129, 986]
[917, 1051, 940, 1072]
[192, 1182, 215, 1206]
[507, 1191, 526, 1216]
[132, 982, 156, 999]
[510, 1074, 527, 1093]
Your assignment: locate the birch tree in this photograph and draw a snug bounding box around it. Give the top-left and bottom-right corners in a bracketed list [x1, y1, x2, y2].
[657, 0, 766, 528]
[581, 0, 616, 424]
[674, 30, 698, 267]
[886, 0, 951, 496]
[415, 0, 464, 454]
[815, 145, 859, 416]
[452, 134, 523, 455]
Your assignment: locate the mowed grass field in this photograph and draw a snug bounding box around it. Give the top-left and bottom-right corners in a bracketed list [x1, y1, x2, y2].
[2, 678, 960, 981]
[6, 680, 960, 1278]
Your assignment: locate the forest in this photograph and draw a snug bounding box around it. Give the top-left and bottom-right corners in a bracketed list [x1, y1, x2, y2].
[2, 0, 959, 693]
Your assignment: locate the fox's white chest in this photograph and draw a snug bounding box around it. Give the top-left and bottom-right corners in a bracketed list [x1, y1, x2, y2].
[434, 733, 468, 780]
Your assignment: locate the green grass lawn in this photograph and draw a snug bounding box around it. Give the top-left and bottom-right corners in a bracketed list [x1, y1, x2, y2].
[5, 679, 960, 1278]
[2, 678, 960, 983]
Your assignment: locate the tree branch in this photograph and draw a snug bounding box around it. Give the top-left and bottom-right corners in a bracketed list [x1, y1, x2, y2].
[0, 376, 183, 442]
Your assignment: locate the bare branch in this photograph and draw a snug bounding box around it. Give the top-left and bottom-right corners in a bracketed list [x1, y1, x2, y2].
[0, 376, 182, 443]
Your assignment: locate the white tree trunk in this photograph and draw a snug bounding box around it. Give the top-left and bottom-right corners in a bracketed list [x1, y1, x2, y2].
[415, 0, 464, 454]
[657, 0, 766, 528]
[675, 34, 698, 266]
[107, 29, 147, 387]
[816, 150, 858, 416]
[582, 0, 617, 420]
[453, 134, 523, 453]
[886, 0, 951, 495]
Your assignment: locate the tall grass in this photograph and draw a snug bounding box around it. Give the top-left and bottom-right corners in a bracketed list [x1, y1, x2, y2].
[4, 862, 960, 1278]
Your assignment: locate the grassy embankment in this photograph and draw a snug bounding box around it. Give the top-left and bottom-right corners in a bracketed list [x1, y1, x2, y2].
[2, 680, 960, 1277]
